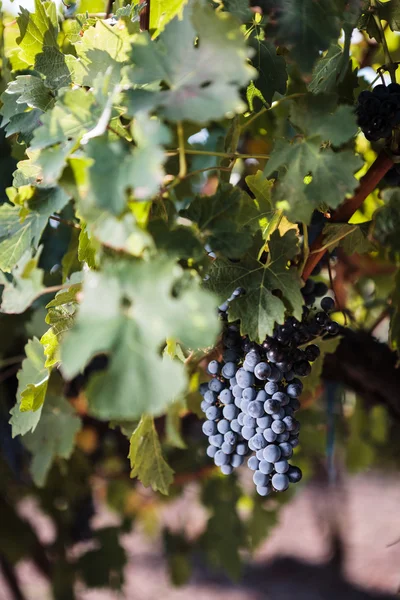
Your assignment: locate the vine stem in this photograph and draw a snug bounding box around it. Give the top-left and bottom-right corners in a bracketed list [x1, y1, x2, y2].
[165, 148, 270, 160]
[302, 150, 394, 281]
[371, 0, 397, 83]
[240, 93, 307, 132]
[50, 215, 81, 229]
[177, 122, 187, 179]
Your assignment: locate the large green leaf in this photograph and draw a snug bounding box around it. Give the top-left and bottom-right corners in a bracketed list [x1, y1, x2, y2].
[128, 415, 174, 494]
[61, 258, 219, 420]
[0, 248, 44, 314]
[9, 338, 50, 437]
[205, 230, 303, 341]
[124, 1, 255, 123]
[22, 395, 81, 486]
[309, 44, 351, 94]
[265, 95, 361, 223]
[0, 186, 69, 272]
[150, 0, 189, 34]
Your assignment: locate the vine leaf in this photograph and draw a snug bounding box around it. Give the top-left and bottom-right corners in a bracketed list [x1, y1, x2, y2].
[9, 338, 50, 437]
[0, 186, 69, 272]
[16, 0, 58, 65]
[69, 20, 133, 87]
[0, 248, 44, 314]
[248, 30, 287, 105]
[309, 44, 351, 94]
[128, 415, 174, 494]
[320, 222, 374, 255]
[150, 0, 189, 35]
[265, 0, 343, 72]
[265, 95, 361, 223]
[22, 395, 81, 487]
[41, 284, 80, 368]
[181, 183, 267, 258]
[124, 1, 256, 122]
[60, 258, 219, 420]
[205, 230, 303, 341]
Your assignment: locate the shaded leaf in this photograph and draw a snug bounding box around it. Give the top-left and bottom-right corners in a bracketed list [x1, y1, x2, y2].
[0, 248, 44, 314]
[128, 415, 174, 494]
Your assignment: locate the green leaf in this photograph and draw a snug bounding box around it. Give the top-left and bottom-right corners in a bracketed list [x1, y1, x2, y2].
[34, 46, 72, 90]
[181, 183, 266, 258]
[0, 186, 69, 272]
[128, 415, 174, 494]
[265, 95, 361, 223]
[0, 248, 44, 314]
[248, 30, 287, 105]
[41, 285, 80, 368]
[16, 0, 58, 66]
[150, 0, 189, 34]
[266, 0, 342, 72]
[9, 337, 50, 437]
[82, 114, 170, 212]
[302, 336, 341, 395]
[60, 258, 219, 420]
[374, 188, 400, 256]
[124, 1, 255, 123]
[22, 395, 81, 486]
[309, 43, 352, 94]
[78, 223, 99, 268]
[201, 475, 245, 578]
[320, 222, 374, 255]
[69, 20, 133, 87]
[222, 0, 253, 22]
[1, 75, 55, 113]
[205, 230, 303, 341]
[86, 212, 152, 256]
[378, 0, 400, 32]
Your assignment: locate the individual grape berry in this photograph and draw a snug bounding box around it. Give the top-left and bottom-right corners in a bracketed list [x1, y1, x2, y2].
[253, 470, 269, 487]
[275, 459, 289, 474]
[264, 382, 279, 395]
[259, 460, 273, 475]
[223, 404, 239, 421]
[283, 416, 296, 431]
[200, 382, 209, 396]
[251, 433, 267, 450]
[242, 426, 256, 440]
[221, 362, 237, 379]
[242, 387, 257, 401]
[209, 378, 225, 393]
[272, 473, 289, 492]
[279, 442, 293, 458]
[276, 431, 290, 443]
[256, 483, 272, 497]
[204, 390, 217, 404]
[245, 350, 260, 367]
[248, 456, 259, 470]
[224, 431, 237, 445]
[202, 420, 217, 436]
[209, 434, 224, 447]
[243, 415, 257, 428]
[236, 368, 255, 389]
[214, 450, 230, 466]
[206, 445, 217, 458]
[327, 321, 340, 335]
[293, 361, 311, 377]
[287, 383, 302, 398]
[287, 466, 303, 483]
[200, 401, 209, 413]
[230, 419, 241, 433]
[271, 420, 286, 434]
[206, 406, 221, 420]
[221, 464, 234, 475]
[207, 360, 220, 375]
[221, 442, 235, 454]
[257, 415, 272, 429]
[320, 296, 335, 312]
[304, 344, 320, 362]
[254, 362, 272, 380]
[263, 428, 277, 443]
[263, 444, 281, 463]
[247, 401, 264, 418]
[272, 391, 290, 406]
[219, 388, 234, 404]
[264, 399, 280, 414]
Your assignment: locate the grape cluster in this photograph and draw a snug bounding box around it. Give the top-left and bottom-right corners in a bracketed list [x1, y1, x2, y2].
[200, 288, 339, 496]
[356, 83, 400, 142]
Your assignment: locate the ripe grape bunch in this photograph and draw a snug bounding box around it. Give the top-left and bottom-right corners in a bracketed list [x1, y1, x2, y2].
[200, 286, 339, 497]
[356, 83, 400, 141]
